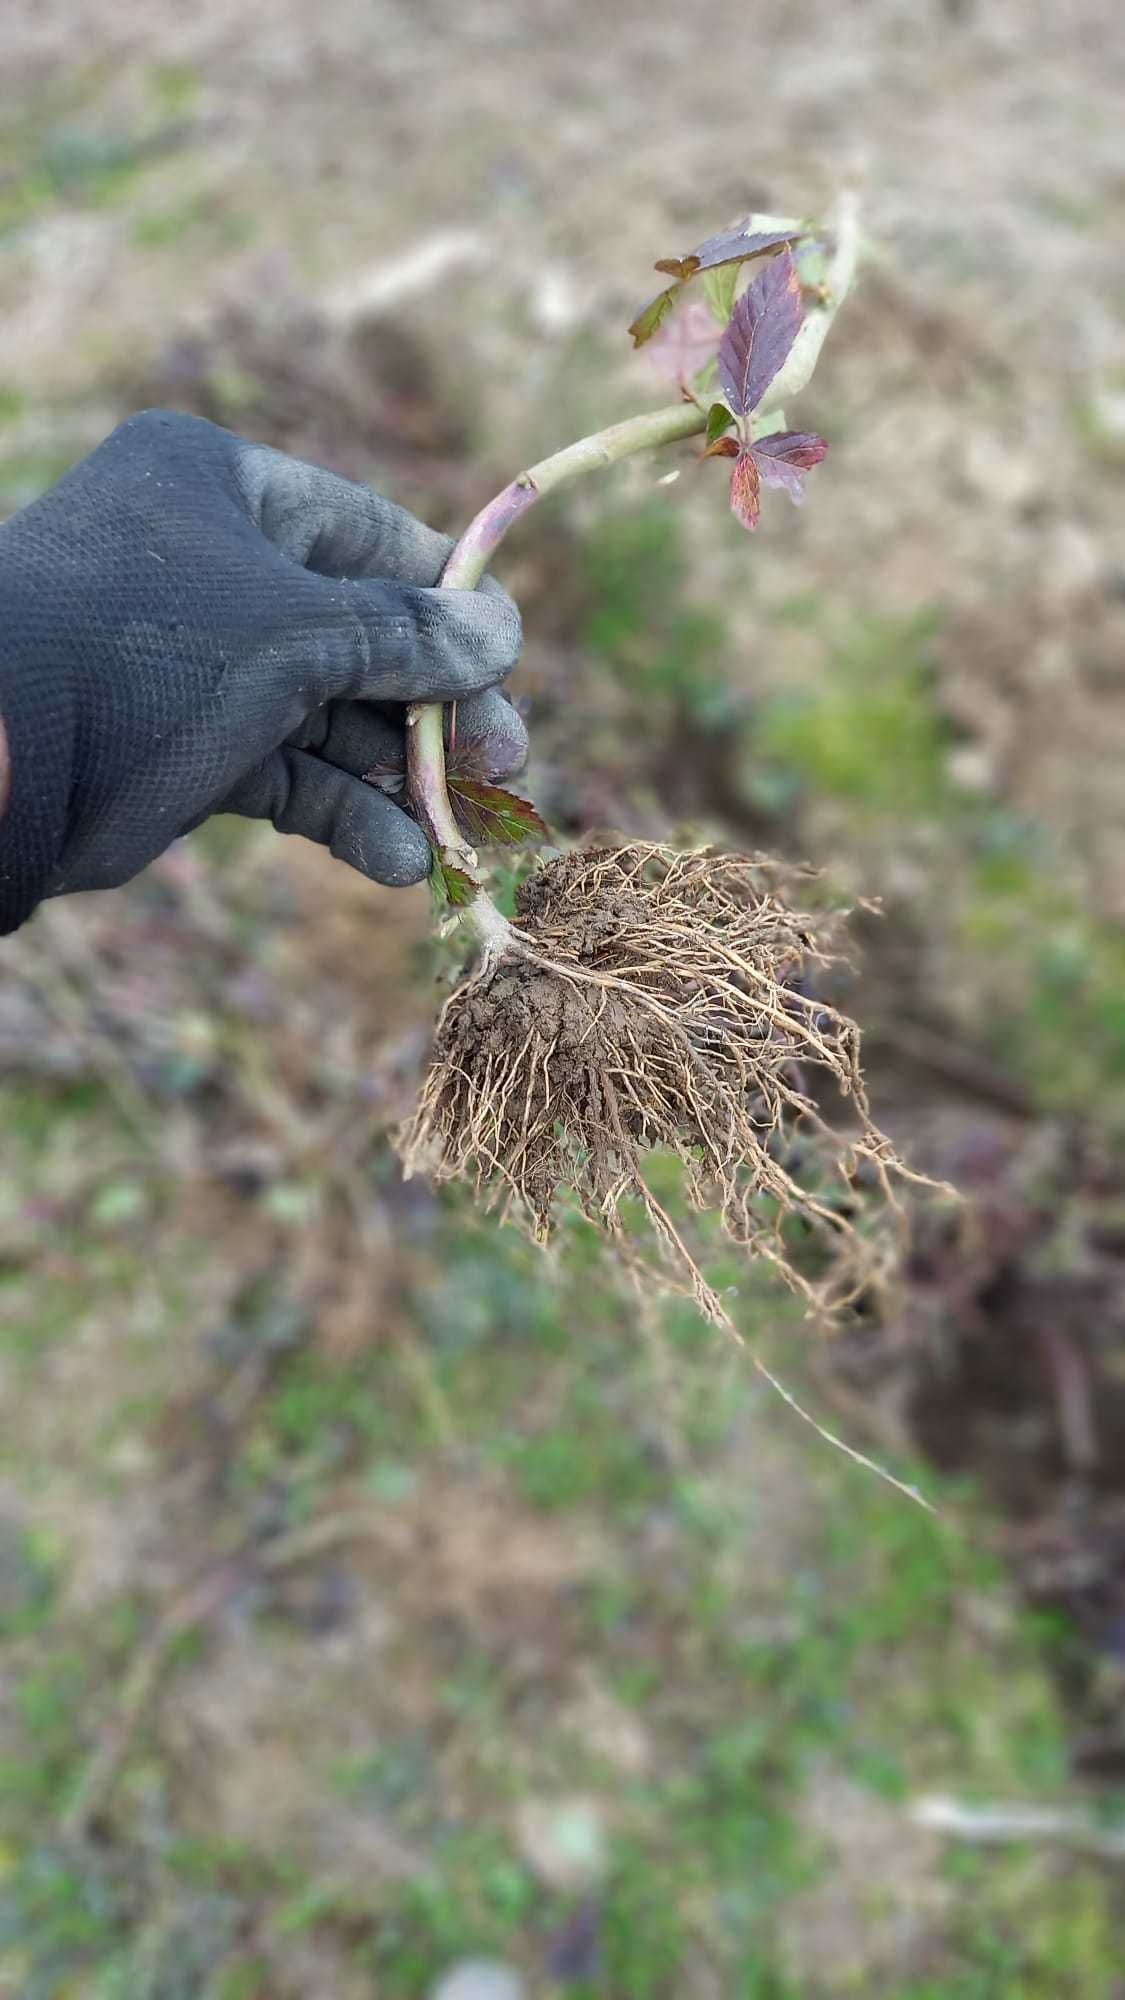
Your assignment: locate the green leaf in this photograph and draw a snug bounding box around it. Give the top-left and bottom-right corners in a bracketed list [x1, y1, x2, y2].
[706, 402, 735, 445]
[627, 284, 681, 348]
[449, 779, 550, 849]
[429, 853, 477, 910]
[703, 263, 740, 325]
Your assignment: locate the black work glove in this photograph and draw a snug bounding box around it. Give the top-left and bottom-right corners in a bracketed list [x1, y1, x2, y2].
[0, 409, 525, 935]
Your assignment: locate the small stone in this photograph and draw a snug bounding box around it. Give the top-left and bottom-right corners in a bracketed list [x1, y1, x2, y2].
[946, 742, 996, 795]
[562, 1676, 652, 1776]
[514, 1794, 608, 1892]
[430, 1960, 526, 2000]
[530, 263, 581, 334]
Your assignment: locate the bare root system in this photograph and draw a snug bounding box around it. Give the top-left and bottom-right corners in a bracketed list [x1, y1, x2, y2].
[400, 843, 919, 1323]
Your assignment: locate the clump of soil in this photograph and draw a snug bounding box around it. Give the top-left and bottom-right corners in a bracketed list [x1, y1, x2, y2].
[400, 843, 914, 1317]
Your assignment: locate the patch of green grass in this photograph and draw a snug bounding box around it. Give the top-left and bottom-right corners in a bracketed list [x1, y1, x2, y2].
[590, 1764, 808, 2000]
[595, 1836, 693, 1998]
[129, 194, 256, 251]
[0, 1655, 90, 1825]
[900, 1849, 1121, 1999]
[0, 444, 82, 513]
[331, 1735, 434, 1822]
[583, 503, 736, 722]
[0, 1522, 61, 1640]
[757, 609, 949, 816]
[963, 842, 1125, 1115]
[163, 1833, 294, 1903]
[0, 384, 27, 427]
[360, 1828, 537, 1996]
[498, 1361, 666, 1513]
[237, 1347, 418, 1510]
[0, 1844, 126, 1996]
[148, 63, 202, 118]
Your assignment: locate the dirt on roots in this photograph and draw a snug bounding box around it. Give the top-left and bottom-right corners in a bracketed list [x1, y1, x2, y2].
[400, 843, 920, 1319]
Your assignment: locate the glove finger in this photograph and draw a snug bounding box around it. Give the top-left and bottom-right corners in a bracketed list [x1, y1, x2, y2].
[236, 443, 458, 586]
[297, 690, 530, 786]
[285, 571, 522, 705]
[220, 747, 432, 886]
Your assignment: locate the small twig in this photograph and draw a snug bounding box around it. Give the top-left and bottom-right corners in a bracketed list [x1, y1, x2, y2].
[61, 1512, 391, 1839]
[61, 1561, 244, 1840]
[911, 1795, 1125, 1861]
[1037, 1321, 1098, 1472]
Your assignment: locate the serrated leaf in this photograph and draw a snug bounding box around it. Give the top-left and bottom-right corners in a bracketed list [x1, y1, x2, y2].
[653, 219, 804, 284]
[706, 401, 736, 445]
[729, 448, 762, 532]
[642, 300, 721, 388]
[449, 778, 550, 849]
[717, 248, 803, 418]
[627, 284, 681, 348]
[444, 703, 525, 785]
[703, 263, 740, 325]
[430, 855, 477, 909]
[749, 429, 828, 505]
[630, 222, 805, 349]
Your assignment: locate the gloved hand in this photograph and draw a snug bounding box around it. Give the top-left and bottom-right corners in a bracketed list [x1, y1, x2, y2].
[0, 409, 525, 933]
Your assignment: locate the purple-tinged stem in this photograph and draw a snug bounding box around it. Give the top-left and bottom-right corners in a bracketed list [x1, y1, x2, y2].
[406, 401, 708, 952]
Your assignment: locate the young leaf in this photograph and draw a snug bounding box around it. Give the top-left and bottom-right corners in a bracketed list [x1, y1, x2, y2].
[716, 248, 804, 418]
[653, 219, 804, 283]
[630, 219, 805, 347]
[795, 237, 831, 293]
[627, 284, 681, 348]
[702, 263, 740, 325]
[430, 855, 477, 909]
[449, 778, 550, 848]
[728, 448, 762, 532]
[643, 300, 721, 389]
[749, 429, 828, 505]
[706, 401, 736, 445]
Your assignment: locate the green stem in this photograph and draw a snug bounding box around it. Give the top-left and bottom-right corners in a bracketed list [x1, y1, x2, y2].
[406, 400, 708, 950]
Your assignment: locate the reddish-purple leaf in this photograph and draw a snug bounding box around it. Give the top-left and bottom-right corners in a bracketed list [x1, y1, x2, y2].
[700, 434, 739, 462]
[749, 429, 828, 505]
[445, 714, 513, 784]
[643, 300, 721, 388]
[627, 284, 681, 348]
[729, 448, 762, 532]
[652, 222, 804, 284]
[717, 249, 804, 418]
[449, 778, 550, 848]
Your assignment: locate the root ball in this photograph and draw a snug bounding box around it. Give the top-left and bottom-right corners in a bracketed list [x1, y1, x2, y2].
[398, 843, 909, 1316]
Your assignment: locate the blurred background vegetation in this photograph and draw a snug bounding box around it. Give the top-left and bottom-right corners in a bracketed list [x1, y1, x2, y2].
[2, 2, 1124, 1994]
